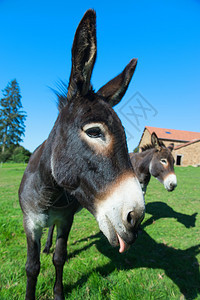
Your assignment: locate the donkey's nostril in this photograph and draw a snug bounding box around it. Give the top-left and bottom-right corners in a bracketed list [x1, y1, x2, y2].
[127, 210, 145, 229]
[127, 211, 136, 227]
[170, 182, 177, 190]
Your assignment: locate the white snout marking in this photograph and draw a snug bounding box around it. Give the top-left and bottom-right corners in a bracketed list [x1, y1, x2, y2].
[95, 174, 145, 245]
[164, 173, 177, 191]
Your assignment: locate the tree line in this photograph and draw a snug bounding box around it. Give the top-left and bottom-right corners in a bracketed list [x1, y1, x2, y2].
[0, 79, 31, 163]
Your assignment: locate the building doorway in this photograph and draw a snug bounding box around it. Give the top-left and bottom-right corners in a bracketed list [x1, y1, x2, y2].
[176, 155, 182, 166]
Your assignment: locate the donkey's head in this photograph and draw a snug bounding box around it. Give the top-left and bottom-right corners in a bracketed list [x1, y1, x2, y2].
[50, 10, 144, 252]
[149, 132, 177, 191]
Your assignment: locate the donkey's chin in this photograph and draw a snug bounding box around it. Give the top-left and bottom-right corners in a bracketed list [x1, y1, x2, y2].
[166, 186, 175, 192]
[104, 228, 131, 253]
[97, 216, 137, 253]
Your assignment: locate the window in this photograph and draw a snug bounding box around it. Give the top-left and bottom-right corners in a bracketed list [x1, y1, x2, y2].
[176, 155, 182, 166]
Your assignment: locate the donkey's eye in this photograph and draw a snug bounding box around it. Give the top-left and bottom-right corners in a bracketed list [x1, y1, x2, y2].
[160, 158, 167, 165]
[85, 127, 104, 139]
[81, 122, 112, 153]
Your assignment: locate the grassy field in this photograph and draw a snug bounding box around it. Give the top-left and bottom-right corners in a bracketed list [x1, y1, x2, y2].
[0, 164, 200, 300]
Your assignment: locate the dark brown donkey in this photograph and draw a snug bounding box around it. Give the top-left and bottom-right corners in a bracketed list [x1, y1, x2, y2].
[43, 132, 177, 254]
[19, 10, 145, 300]
[130, 132, 177, 195]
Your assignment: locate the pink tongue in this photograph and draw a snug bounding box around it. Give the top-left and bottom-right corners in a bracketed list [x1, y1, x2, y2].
[116, 233, 130, 253]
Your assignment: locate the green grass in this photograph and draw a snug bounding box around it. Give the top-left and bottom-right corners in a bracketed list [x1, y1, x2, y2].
[0, 164, 200, 299]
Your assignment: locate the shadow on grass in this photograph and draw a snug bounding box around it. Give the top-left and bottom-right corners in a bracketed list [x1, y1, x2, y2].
[66, 231, 200, 299]
[64, 202, 199, 299]
[143, 201, 198, 228]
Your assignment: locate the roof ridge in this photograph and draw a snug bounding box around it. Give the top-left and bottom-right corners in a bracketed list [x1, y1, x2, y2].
[145, 126, 200, 134]
[174, 138, 200, 150]
[144, 126, 200, 142]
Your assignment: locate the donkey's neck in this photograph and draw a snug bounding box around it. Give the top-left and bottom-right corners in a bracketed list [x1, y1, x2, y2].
[138, 149, 155, 173]
[27, 130, 65, 211]
[133, 149, 155, 194]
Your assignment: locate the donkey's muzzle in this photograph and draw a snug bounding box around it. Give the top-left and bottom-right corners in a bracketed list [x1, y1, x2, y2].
[95, 174, 145, 252]
[164, 173, 177, 192]
[168, 183, 176, 191]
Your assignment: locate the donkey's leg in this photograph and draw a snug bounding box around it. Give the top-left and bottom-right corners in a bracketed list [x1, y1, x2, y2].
[43, 224, 55, 253]
[24, 225, 42, 300]
[53, 216, 74, 300]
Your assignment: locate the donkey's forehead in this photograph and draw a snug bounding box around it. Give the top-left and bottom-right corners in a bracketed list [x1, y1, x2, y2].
[157, 148, 173, 159]
[66, 92, 122, 129]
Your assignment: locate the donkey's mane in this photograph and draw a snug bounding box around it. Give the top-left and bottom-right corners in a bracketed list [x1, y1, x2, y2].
[51, 81, 69, 111]
[54, 80, 94, 111]
[141, 141, 165, 152]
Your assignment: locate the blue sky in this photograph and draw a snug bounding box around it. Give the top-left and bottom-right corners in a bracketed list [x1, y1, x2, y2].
[0, 0, 200, 152]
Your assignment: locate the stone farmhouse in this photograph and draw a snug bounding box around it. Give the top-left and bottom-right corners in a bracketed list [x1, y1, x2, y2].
[138, 126, 200, 166]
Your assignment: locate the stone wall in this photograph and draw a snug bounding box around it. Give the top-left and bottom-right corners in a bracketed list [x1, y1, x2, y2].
[138, 128, 151, 151]
[139, 129, 186, 151]
[173, 140, 200, 166]
[160, 140, 186, 149]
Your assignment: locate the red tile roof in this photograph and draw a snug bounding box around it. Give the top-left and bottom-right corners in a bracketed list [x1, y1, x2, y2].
[145, 126, 200, 142]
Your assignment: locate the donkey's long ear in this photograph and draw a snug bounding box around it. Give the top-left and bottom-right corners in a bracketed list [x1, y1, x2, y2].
[97, 59, 138, 107]
[151, 132, 161, 150]
[68, 9, 97, 98]
[168, 143, 174, 152]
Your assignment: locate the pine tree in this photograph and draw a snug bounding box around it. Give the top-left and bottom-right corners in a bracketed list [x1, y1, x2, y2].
[0, 79, 26, 153]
